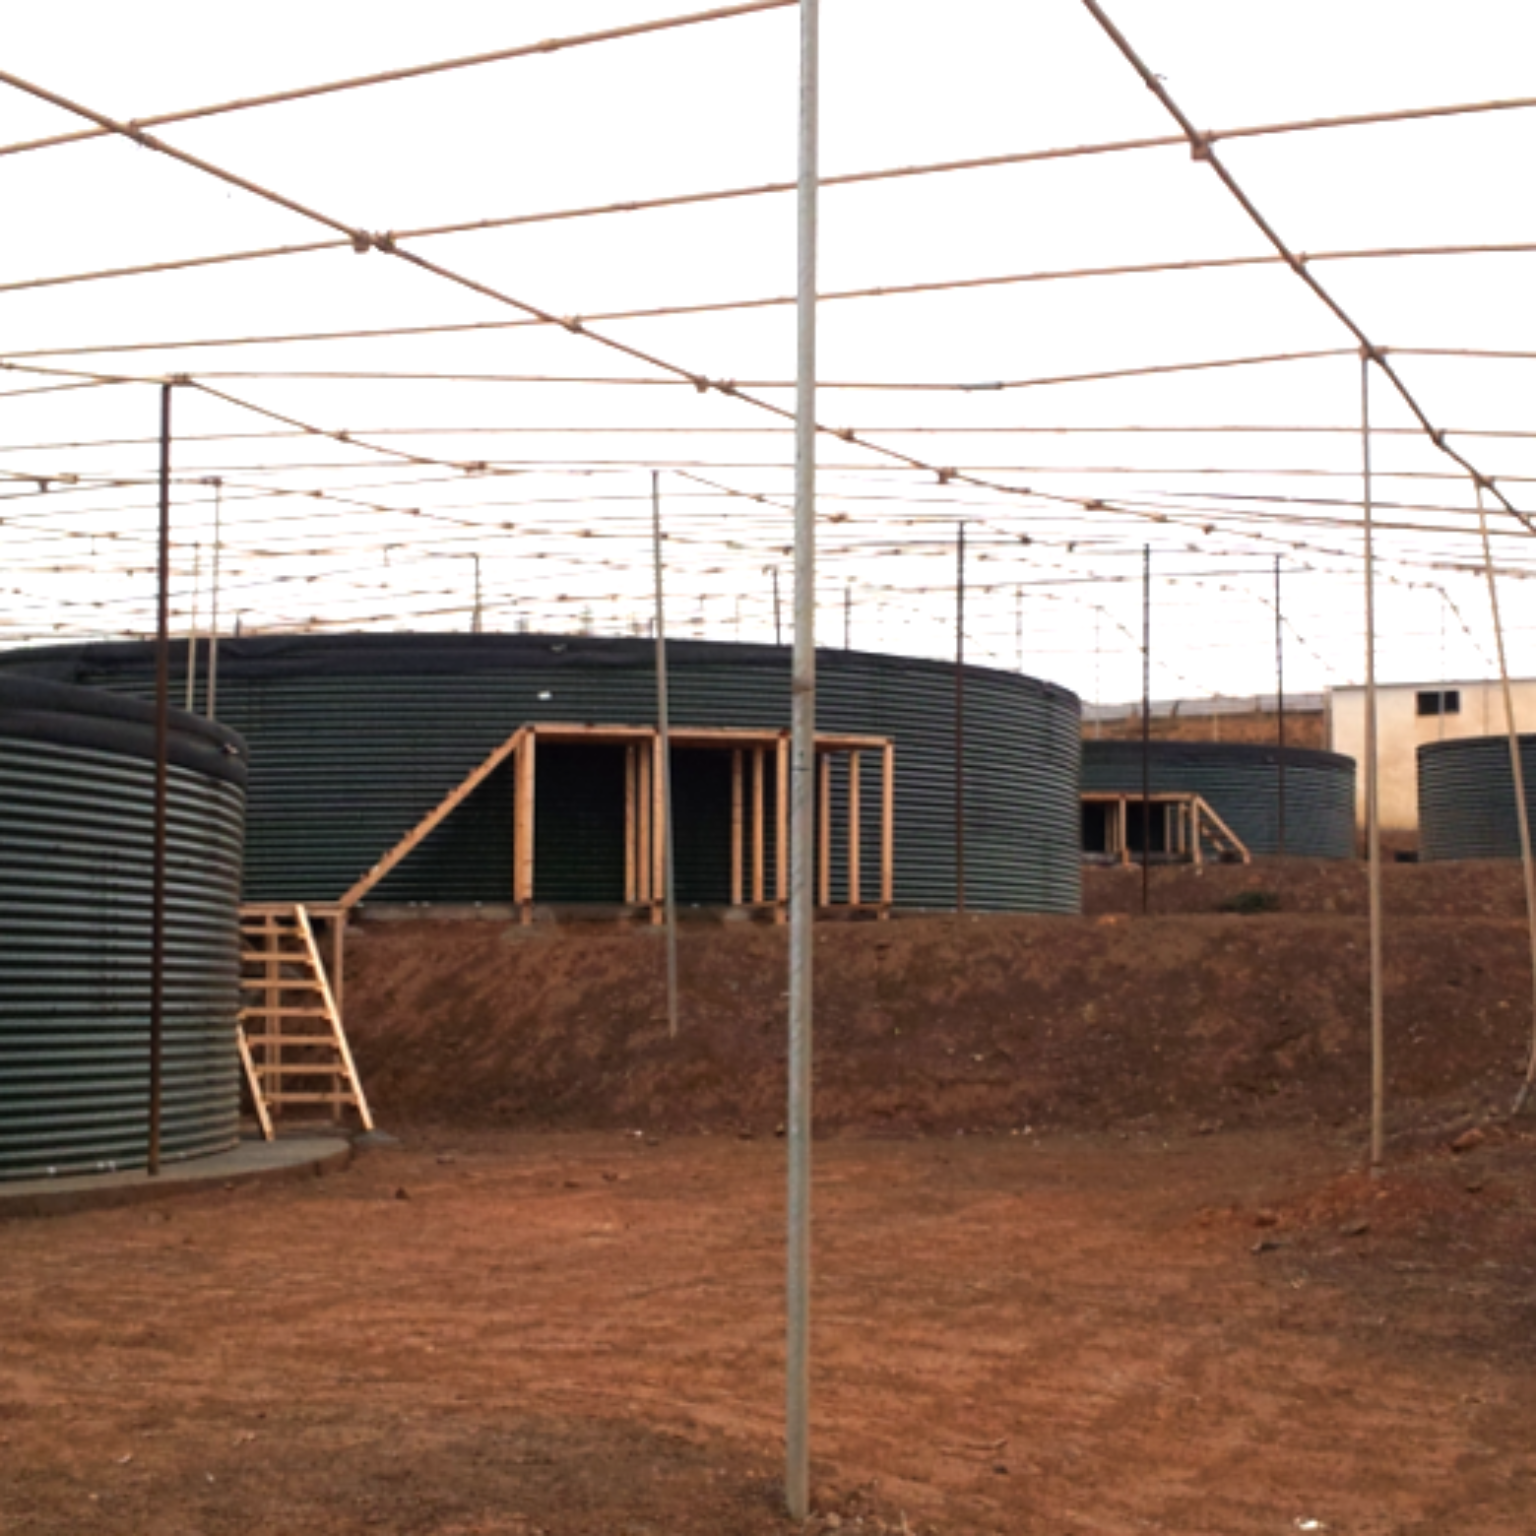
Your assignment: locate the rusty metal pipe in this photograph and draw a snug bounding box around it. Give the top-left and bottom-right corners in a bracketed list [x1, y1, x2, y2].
[149, 381, 172, 1176]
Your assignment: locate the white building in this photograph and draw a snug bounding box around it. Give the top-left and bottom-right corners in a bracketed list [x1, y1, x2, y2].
[1329, 679, 1536, 836]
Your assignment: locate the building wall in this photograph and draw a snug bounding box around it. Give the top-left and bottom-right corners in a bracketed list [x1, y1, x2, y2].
[1086, 707, 1326, 749]
[1329, 680, 1536, 835]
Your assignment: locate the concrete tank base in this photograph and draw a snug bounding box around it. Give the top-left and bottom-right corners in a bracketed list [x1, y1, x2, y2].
[0, 1135, 351, 1220]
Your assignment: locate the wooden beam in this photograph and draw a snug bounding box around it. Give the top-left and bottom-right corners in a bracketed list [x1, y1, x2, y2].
[669, 725, 889, 750]
[1195, 794, 1251, 865]
[730, 749, 744, 907]
[338, 726, 526, 909]
[624, 744, 637, 904]
[530, 723, 657, 741]
[848, 750, 861, 908]
[236, 1028, 274, 1141]
[296, 902, 375, 1132]
[650, 730, 665, 925]
[881, 743, 894, 917]
[635, 742, 650, 904]
[818, 752, 831, 908]
[329, 911, 346, 1021]
[514, 729, 537, 922]
[752, 747, 766, 906]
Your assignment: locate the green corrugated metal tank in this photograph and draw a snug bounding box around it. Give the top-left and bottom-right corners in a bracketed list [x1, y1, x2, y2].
[1, 633, 1081, 914]
[0, 675, 246, 1180]
[1082, 740, 1356, 858]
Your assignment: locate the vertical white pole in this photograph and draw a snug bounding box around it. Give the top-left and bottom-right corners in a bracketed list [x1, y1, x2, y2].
[651, 472, 680, 1040]
[1475, 484, 1536, 1112]
[1362, 354, 1385, 1171]
[786, 0, 819, 1518]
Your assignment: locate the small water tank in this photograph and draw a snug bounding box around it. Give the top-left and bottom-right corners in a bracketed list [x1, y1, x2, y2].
[0, 676, 248, 1179]
[1419, 733, 1536, 860]
[1081, 740, 1356, 858]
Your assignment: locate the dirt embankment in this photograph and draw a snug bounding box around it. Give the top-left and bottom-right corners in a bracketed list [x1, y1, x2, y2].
[344, 860, 1535, 1137]
[1086, 856, 1530, 918]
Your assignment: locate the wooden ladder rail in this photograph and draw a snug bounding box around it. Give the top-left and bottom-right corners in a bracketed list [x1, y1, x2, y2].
[294, 904, 375, 1132]
[237, 902, 375, 1137]
[1191, 795, 1252, 865]
[235, 1027, 274, 1142]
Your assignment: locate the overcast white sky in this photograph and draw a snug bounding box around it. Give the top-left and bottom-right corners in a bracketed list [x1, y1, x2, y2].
[2, 0, 1535, 707]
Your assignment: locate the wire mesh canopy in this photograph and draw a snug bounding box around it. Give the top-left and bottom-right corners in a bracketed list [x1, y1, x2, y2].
[2, 0, 1534, 704]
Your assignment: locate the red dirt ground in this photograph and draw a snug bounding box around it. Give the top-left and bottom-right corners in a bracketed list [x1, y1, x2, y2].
[4, 862, 1536, 1535]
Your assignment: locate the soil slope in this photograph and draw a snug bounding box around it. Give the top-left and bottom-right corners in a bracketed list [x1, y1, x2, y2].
[343, 862, 1535, 1138]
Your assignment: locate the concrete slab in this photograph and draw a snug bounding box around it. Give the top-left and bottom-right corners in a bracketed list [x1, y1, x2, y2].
[0, 1136, 352, 1220]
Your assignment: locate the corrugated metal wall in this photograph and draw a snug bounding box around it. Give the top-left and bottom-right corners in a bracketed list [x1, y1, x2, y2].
[0, 677, 247, 1180]
[4, 634, 1081, 914]
[1420, 733, 1536, 860]
[1081, 740, 1356, 858]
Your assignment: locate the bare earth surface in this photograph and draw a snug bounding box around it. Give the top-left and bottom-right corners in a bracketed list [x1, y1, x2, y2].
[4, 862, 1536, 1535]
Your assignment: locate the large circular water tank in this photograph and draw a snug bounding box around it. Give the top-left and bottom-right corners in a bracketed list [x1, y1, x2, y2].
[0, 676, 247, 1180]
[1419, 733, 1536, 860]
[2, 633, 1081, 914]
[1081, 740, 1356, 858]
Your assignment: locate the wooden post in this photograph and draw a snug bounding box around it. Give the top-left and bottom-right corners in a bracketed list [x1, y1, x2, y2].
[817, 752, 831, 908]
[847, 750, 861, 907]
[752, 747, 766, 906]
[651, 730, 665, 925]
[880, 742, 894, 918]
[624, 744, 637, 904]
[330, 910, 346, 1019]
[731, 749, 744, 907]
[637, 741, 652, 904]
[514, 729, 536, 923]
[775, 732, 789, 922]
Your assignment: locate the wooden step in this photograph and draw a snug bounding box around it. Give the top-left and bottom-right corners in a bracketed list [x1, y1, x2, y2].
[236, 901, 374, 1140]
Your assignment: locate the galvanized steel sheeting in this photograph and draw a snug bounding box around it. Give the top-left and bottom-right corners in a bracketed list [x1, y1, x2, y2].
[1081, 739, 1356, 858]
[1419, 733, 1536, 861]
[0, 677, 246, 1180]
[5, 634, 1082, 914]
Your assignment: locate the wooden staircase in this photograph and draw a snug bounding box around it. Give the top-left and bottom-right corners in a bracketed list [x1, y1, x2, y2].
[238, 903, 374, 1138]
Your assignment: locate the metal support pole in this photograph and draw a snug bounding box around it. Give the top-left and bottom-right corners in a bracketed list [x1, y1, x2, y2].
[1362, 355, 1385, 1171]
[651, 472, 679, 1040]
[1474, 483, 1536, 1113]
[1093, 605, 1102, 739]
[773, 565, 783, 647]
[149, 383, 173, 1177]
[206, 478, 222, 719]
[185, 541, 200, 712]
[1275, 554, 1287, 857]
[1141, 545, 1151, 916]
[785, 0, 819, 1516]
